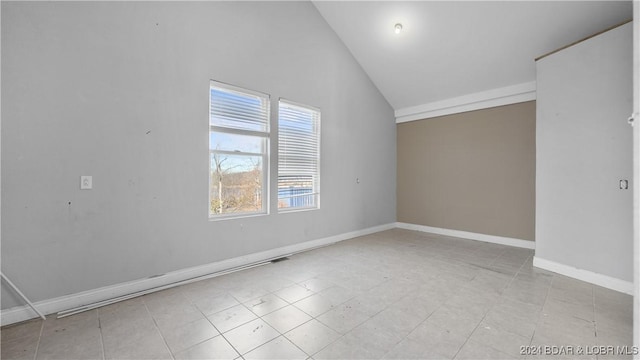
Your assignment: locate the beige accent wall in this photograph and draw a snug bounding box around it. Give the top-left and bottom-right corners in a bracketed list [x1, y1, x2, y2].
[397, 101, 536, 241]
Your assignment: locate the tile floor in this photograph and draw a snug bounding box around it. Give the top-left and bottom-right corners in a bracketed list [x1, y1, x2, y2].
[0, 229, 634, 359]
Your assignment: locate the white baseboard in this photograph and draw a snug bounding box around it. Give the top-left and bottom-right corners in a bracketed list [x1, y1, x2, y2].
[395, 223, 632, 295]
[1, 222, 395, 326]
[533, 256, 634, 295]
[395, 222, 535, 249]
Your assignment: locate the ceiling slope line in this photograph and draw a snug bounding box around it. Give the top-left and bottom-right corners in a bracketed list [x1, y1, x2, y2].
[395, 81, 537, 123]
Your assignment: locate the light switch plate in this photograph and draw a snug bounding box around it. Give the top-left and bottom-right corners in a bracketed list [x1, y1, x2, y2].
[80, 176, 92, 190]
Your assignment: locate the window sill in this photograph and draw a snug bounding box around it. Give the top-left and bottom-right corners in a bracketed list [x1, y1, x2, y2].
[278, 206, 320, 214]
[208, 212, 268, 222]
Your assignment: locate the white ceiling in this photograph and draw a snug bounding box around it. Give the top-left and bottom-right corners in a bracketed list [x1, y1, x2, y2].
[313, 1, 632, 114]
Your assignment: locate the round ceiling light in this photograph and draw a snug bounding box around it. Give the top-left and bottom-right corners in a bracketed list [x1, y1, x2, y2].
[394, 23, 403, 34]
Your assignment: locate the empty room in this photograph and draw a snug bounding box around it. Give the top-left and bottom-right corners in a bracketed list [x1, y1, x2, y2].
[1, 1, 639, 359]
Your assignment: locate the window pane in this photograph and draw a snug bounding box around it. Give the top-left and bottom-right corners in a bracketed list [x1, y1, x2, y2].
[278, 100, 320, 211]
[278, 176, 315, 209]
[210, 153, 264, 215]
[210, 86, 269, 132]
[210, 132, 265, 154]
[209, 81, 270, 219]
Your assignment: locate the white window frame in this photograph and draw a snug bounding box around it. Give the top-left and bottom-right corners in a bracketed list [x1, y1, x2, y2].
[209, 81, 270, 219]
[277, 98, 321, 212]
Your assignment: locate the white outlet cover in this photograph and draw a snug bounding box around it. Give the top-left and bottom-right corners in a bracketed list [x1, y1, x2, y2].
[80, 176, 92, 190]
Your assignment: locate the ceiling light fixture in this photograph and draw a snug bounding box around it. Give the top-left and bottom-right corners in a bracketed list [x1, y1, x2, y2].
[394, 23, 403, 34]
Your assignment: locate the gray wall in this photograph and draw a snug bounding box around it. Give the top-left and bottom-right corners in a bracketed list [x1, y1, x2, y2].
[536, 23, 633, 282]
[1, 2, 396, 309]
[397, 102, 536, 241]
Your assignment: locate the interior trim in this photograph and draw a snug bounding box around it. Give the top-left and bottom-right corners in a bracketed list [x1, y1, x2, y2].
[0, 222, 396, 326]
[6, 222, 631, 327]
[395, 81, 536, 123]
[399, 222, 633, 294]
[396, 222, 535, 249]
[533, 256, 634, 295]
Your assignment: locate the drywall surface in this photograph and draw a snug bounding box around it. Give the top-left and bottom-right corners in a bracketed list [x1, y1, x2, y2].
[397, 101, 536, 241]
[536, 23, 633, 282]
[0, 2, 396, 309]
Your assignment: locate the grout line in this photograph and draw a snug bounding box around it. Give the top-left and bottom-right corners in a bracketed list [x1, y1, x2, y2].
[4, 230, 630, 360]
[32, 318, 45, 360]
[281, 319, 316, 358]
[194, 277, 315, 358]
[205, 311, 240, 356]
[299, 278, 400, 358]
[96, 310, 106, 360]
[528, 265, 555, 347]
[194, 299, 243, 359]
[143, 300, 176, 360]
[451, 251, 533, 359]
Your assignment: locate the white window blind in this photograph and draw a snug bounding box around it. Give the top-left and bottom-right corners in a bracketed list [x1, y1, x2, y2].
[210, 83, 270, 133]
[209, 81, 270, 218]
[278, 99, 320, 211]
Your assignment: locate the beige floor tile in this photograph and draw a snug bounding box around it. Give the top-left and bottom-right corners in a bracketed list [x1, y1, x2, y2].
[423, 304, 484, 339]
[382, 338, 432, 360]
[243, 336, 307, 360]
[467, 320, 531, 356]
[99, 299, 154, 330]
[259, 276, 296, 293]
[454, 341, 513, 360]
[160, 317, 219, 354]
[262, 305, 312, 334]
[143, 287, 188, 311]
[1, 318, 43, 360]
[298, 278, 335, 293]
[101, 315, 172, 360]
[390, 293, 442, 320]
[501, 280, 549, 306]
[41, 311, 98, 336]
[35, 311, 103, 360]
[1, 318, 43, 343]
[275, 284, 315, 304]
[144, 289, 205, 328]
[1, 229, 633, 360]
[482, 298, 539, 338]
[1, 332, 40, 360]
[36, 326, 103, 360]
[228, 286, 270, 303]
[180, 282, 227, 302]
[294, 293, 337, 318]
[344, 320, 405, 356]
[245, 293, 288, 316]
[277, 270, 318, 284]
[194, 293, 240, 316]
[313, 335, 387, 360]
[174, 335, 239, 360]
[223, 318, 279, 355]
[284, 319, 340, 356]
[207, 304, 258, 334]
[407, 321, 467, 359]
[534, 312, 597, 345]
[365, 307, 424, 338]
[316, 286, 358, 305]
[341, 295, 388, 317]
[316, 303, 370, 334]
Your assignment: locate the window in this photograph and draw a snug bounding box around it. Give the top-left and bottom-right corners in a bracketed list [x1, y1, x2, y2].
[209, 81, 269, 218]
[278, 99, 320, 211]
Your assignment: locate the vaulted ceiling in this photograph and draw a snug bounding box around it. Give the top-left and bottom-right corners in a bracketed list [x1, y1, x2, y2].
[313, 1, 632, 119]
